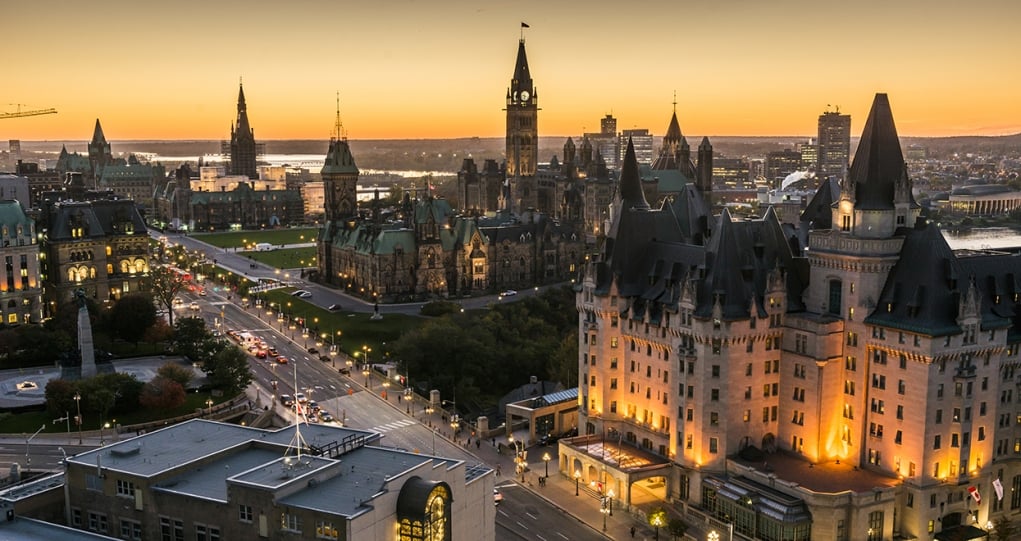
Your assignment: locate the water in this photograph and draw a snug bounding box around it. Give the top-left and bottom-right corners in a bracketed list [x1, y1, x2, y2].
[944, 228, 1021, 251]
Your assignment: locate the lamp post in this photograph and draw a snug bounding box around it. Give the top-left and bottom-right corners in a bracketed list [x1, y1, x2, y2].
[601, 496, 609, 531]
[206, 397, 214, 415]
[25, 424, 45, 470]
[574, 470, 581, 496]
[543, 452, 551, 478]
[73, 392, 82, 444]
[651, 512, 665, 540]
[708, 531, 720, 541]
[607, 488, 614, 516]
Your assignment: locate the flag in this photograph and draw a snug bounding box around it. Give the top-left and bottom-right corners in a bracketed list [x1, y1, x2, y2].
[968, 486, 981, 504]
[994, 478, 1004, 501]
[521, 22, 529, 28]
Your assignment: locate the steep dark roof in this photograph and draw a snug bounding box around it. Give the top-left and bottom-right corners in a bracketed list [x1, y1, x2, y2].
[91, 119, 106, 146]
[866, 223, 964, 335]
[663, 111, 682, 145]
[957, 253, 1021, 337]
[847, 93, 918, 210]
[618, 138, 649, 211]
[321, 139, 358, 175]
[512, 39, 532, 89]
[234, 83, 253, 141]
[800, 177, 840, 229]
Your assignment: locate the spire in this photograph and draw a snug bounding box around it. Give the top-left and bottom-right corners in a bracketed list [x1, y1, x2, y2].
[846, 93, 915, 210]
[512, 39, 532, 90]
[619, 138, 649, 210]
[332, 92, 346, 141]
[91, 119, 106, 145]
[664, 111, 683, 145]
[235, 82, 252, 137]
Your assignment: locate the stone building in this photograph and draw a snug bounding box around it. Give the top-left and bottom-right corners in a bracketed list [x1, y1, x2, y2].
[0, 200, 43, 324]
[565, 94, 1018, 541]
[39, 173, 150, 311]
[62, 420, 494, 541]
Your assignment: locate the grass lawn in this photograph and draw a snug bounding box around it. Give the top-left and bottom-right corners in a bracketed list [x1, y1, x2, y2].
[0, 393, 231, 434]
[239, 247, 317, 269]
[191, 228, 319, 249]
[251, 289, 423, 359]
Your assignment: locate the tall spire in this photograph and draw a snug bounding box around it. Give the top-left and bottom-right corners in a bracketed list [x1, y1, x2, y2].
[512, 39, 532, 91]
[332, 91, 346, 141]
[619, 138, 649, 210]
[846, 93, 915, 210]
[235, 81, 252, 137]
[90, 119, 106, 146]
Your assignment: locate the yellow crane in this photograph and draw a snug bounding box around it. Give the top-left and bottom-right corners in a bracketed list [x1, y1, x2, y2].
[0, 104, 57, 120]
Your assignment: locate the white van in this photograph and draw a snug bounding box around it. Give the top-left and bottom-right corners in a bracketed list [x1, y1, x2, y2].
[255, 243, 273, 251]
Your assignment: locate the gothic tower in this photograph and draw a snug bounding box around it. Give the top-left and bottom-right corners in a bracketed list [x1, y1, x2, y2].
[321, 100, 359, 225]
[505, 38, 538, 212]
[87, 119, 112, 182]
[229, 83, 258, 179]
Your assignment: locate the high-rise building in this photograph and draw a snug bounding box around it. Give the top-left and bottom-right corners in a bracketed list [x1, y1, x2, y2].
[618, 129, 653, 167]
[565, 94, 1018, 540]
[765, 149, 803, 189]
[817, 108, 851, 182]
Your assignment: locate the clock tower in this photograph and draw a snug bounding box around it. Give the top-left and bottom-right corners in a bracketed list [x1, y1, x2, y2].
[505, 38, 538, 212]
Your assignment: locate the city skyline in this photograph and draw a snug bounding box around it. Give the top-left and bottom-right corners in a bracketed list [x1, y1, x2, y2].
[5, 0, 1020, 141]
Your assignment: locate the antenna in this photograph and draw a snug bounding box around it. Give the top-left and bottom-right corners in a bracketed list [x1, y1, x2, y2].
[672, 90, 677, 113]
[333, 92, 346, 142]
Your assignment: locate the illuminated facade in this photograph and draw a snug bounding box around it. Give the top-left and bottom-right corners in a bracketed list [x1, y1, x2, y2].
[817, 109, 851, 183]
[569, 94, 1020, 540]
[0, 200, 42, 324]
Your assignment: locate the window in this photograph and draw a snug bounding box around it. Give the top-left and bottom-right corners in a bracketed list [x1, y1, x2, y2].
[86, 473, 103, 492]
[120, 519, 142, 541]
[239, 504, 253, 523]
[711, 365, 720, 377]
[316, 520, 339, 539]
[282, 513, 303, 533]
[711, 389, 719, 401]
[87, 512, 108, 533]
[71, 508, 82, 527]
[829, 280, 842, 315]
[897, 405, 904, 419]
[709, 437, 718, 453]
[116, 479, 135, 497]
[710, 412, 719, 426]
[867, 511, 883, 541]
[934, 435, 941, 449]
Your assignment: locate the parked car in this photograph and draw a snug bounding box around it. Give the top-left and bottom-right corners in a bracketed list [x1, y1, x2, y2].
[327, 303, 342, 312]
[319, 355, 331, 363]
[307, 347, 319, 355]
[338, 366, 351, 375]
[291, 290, 312, 298]
[500, 290, 518, 296]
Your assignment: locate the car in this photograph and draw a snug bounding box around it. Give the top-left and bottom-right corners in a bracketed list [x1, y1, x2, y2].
[338, 366, 351, 375]
[319, 411, 334, 423]
[255, 350, 267, 359]
[295, 392, 307, 403]
[275, 356, 289, 364]
[318, 355, 331, 363]
[291, 290, 312, 298]
[198, 289, 207, 296]
[279, 395, 294, 407]
[327, 303, 342, 312]
[189, 302, 201, 311]
[268, 347, 279, 356]
[307, 347, 319, 355]
[500, 290, 518, 296]
[307, 400, 320, 412]
[493, 489, 504, 505]
[172, 298, 184, 306]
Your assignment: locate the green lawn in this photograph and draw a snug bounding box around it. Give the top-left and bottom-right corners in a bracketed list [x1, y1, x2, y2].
[248, 289, 423, 360]
[190, 228, 319, 249]
[239, 247, 317, 269]
[0, 393, 231, 434]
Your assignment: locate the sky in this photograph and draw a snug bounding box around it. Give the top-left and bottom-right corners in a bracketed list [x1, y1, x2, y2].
[4, 0, 1020, 141]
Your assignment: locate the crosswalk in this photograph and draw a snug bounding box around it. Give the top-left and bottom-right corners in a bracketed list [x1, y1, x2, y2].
[369, 419, 416, 433]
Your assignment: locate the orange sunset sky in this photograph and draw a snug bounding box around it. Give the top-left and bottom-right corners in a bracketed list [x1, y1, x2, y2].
[4, 0, 1020, 141]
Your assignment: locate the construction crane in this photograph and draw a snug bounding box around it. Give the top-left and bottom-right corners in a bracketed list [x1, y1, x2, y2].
[0, 104, 57, 120]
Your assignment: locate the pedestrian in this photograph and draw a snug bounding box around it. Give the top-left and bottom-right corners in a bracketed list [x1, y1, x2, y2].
[476, 439, 481, 449]
[496, 465, 501, 476]
[630, 526, 636, 538]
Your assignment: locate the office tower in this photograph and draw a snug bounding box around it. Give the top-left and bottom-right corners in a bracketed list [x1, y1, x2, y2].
[619, 129, 653, 167]
[817, 108, 850, 182]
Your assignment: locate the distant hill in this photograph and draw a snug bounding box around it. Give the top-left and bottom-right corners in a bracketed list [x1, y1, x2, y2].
[12, 133, 1021, 174]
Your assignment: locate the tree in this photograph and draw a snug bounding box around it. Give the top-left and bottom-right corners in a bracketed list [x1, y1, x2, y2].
[203, 345, 252, 395]
[172, 317, 214, 361]
[148, 265, 186, 327]
[139, 376, 186, 411]
[667, 518, 688, 540]
[157, 362, 194, 389]
[44, 378, 78, 417]
[109, 293, 158, 346]
[648, 508, 667, 540]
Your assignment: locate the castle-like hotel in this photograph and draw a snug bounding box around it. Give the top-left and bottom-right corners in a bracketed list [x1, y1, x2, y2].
[566, 93, 1019, 540]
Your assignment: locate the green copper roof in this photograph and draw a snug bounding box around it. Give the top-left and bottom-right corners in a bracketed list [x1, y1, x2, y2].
[0, 200, 31, 229]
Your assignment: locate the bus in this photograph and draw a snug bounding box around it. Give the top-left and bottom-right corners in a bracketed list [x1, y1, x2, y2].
[167, 266, 192, 282]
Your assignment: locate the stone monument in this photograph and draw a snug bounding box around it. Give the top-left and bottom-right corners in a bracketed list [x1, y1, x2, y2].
[76, 289, 97, 378]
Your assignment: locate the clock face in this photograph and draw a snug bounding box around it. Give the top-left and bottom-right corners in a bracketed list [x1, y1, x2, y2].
[519, 90, 530, 103]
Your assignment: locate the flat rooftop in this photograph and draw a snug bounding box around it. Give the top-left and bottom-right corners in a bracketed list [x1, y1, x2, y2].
[731, 451, 900, 494]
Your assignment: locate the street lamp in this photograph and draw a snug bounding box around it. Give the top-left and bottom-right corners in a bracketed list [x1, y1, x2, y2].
[708, 531, 720, 541]
[206, 397, 214, 415]
[651, 512, 666, 540]
[607, 488, 614, 516]
[574, 470, 581, 496]
[25, 424, 45, 470]
[73, 392, 83, 444]
[362, 367, 370, 388]
[601, 496, 609, 531]
[543, 452, 551, 478]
